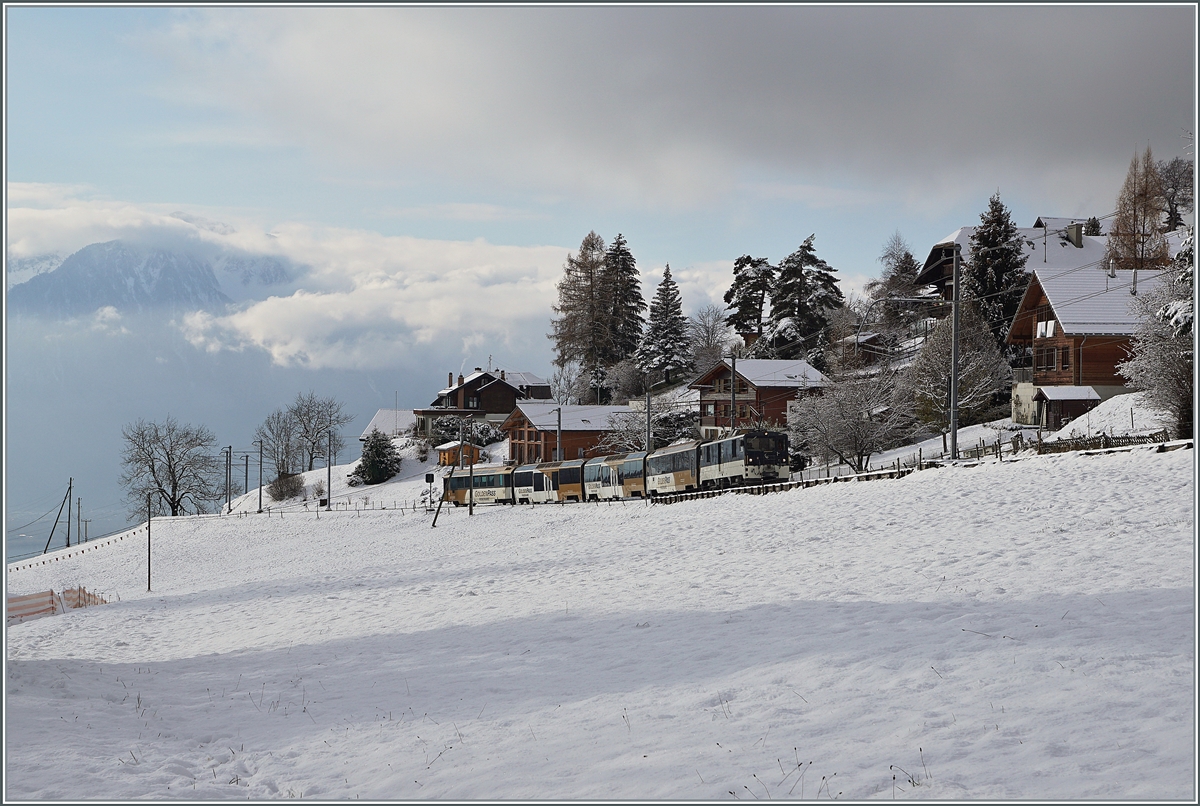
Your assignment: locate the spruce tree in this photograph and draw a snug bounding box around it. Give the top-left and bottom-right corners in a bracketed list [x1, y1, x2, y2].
[1106, 147, 1170, 272]
[550, 231, 609, 382]
[1083, 216, 1103, 236]
[348, 428, 403, 486]
[767, 235, 844, 361]
[636, 264, 693, 384]
[963, 192, 1030, 357]
[723, 255, 774, 345]
[601, 233, 646, 365]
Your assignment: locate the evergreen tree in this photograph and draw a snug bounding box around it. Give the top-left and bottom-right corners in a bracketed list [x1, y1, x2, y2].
[348, 428, 403, 486]
[601, 233, 646, 365]
[963, 192, 1030, 357]
[1083, 216, 1103, 236]
[1157, 157, 1194, 232]
[766, 235, 844, 361]
[636, 264, 693, 384]
[1105, 147, 1170, 272]
[723, 255, 774, 345]
[550, 231, 609, 385]
[864, 231, 923, 333]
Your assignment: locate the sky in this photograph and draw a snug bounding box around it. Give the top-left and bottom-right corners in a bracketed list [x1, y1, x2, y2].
[3, 5, 1196, 539]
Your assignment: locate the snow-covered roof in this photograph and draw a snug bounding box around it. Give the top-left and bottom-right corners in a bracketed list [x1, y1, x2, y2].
[1034, 267, 1167, 336]
[1034, 386, 1101, 402]
[437, 369, 548, 397]
[1033, 216, 1108, 236]
[360, 408, 415, 440]
[434, 440, 481, 451]
[507, 401, 635, 432]
[693, 358, 828, 389]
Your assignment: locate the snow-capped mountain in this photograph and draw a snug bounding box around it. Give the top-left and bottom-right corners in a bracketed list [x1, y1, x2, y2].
[6, 240, 295, 316]
[5, 252, 65, 290]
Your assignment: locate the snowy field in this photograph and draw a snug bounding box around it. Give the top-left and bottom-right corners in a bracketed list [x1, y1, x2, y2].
[4, 441, 1196, 801]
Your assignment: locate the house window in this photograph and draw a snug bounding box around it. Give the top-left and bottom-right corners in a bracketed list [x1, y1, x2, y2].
[1035, 347, 1058, 371]
[704, 403, 715, 416]
[1036, 319, 1057, 339]
[466, 397, 479, 409]
[1060, 346, 1070, 370]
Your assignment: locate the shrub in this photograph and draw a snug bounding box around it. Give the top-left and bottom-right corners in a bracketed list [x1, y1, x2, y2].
[267, 473, 305, 501]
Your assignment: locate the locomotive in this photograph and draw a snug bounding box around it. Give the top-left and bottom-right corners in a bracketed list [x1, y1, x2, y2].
[441, 430, 789, 506]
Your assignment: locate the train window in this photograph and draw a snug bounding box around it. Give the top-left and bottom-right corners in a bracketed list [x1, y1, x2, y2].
[584, 463, 601, 483]
[514, 472, 532, 487]
[550, 472, 559, 490]
[534, 473, 545, 492]
[621, 460, 642, 480]
[560, 467, 581, 485]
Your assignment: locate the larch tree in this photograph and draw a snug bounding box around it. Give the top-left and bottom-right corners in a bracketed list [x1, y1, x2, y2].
[601, 233, 646, 366]
[723, 255, 774, 347]
[766, 235, 844, 365]
[1157, 156, 1194, 233]
[550, 231, 610, 390]
[1105, 147, 1170, 273]
[963, 192, 1030, 358]
[636, 264, 693, 384]
[1119, 226, 1194, 438]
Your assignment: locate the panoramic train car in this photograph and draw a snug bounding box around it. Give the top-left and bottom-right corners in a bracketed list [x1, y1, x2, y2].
[583, 456, 622, 501]
[616, 451, 647, 498]
[699, 430, 790, 488]
[442, 463, 515, 506]
[644, 440, 702, 496]
[513, 463, 556, 504]
[522, 459, 586, 503]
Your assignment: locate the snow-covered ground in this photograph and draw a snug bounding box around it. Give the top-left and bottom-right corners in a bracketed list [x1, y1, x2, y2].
[1042, 391, 1173, 443]
[5, 434, 1194, 800]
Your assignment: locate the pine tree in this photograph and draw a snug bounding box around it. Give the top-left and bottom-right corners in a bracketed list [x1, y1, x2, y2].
[1105, 147, 1170, 272]
[963, 192, 1030, 357]
[348, 428, 403, 486]
[601, 233, 646, 365]
[550, 231, 609, 382]
[636, 264, 693, 384]
[865, 231, 923, 333]
[767, 235, 844, 361]
[723, 255, 774, 345]
[1083, 216, 1103, 236]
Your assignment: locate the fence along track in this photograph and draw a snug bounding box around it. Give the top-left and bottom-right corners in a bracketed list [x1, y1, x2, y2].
[653, 435, 1191, 506]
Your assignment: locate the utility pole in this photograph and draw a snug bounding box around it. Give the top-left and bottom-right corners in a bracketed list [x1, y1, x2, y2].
[730, 354, 737, 437]
[326, 426, 333, 511]
[224, 446, 233, 513]
[949, 244, 961, 460]
[244, 454, 249, 503]
[66, 478, 72, 547]
[646, 386, 652, 452]
[76, 498, 81, 546]
[147, 492, 152, 593]
[555, 407, 563, 462]
[256, 440, 264, 513]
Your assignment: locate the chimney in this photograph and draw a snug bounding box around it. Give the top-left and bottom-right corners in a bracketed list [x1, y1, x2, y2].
[475, 367, 482, 372]
[1066, 222, 1083, 248]
[1131, 268, 1138, 296]
[448, 372, 454, 388]
[500, 369, 506, 381]
[458, 374, 465, 386]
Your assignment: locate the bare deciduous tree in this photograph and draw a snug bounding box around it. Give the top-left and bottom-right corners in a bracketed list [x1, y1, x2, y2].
[289, 391, 353, 471]
[787, 364, 914, 472]
[255, 407, 302, 478]
[689, 303, 734, 373]
[1157, 156, 1194, 232]
[1106, 146, 1170, 272]
[119, 415, 223, 520]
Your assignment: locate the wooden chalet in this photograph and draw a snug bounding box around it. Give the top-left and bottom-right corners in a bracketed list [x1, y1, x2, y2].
[1006, 266, 1167, 429]
[500, 401, 635, 464]
[414, 368, 551, 436]
[688, 358, 828, 440]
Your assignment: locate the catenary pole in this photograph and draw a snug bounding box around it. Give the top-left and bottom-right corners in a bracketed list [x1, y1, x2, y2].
[257, 440, 264, 513]
[146, 492, 152, 592]
[730, 354, 737, 437]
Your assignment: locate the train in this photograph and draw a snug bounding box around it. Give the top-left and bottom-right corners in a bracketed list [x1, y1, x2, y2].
[441, 430, 790, 506]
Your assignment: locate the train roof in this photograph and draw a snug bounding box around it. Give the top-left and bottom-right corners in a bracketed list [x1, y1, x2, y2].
[446, 463, 512, 475]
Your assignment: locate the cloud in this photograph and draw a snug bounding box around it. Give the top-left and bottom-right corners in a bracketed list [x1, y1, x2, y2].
[143, 6, 1192, 215]
[91, 306, 130, 335]
[377, 203, 548, 222]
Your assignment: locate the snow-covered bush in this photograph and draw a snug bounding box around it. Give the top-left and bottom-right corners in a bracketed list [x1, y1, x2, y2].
[267, 473, 305, 501]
